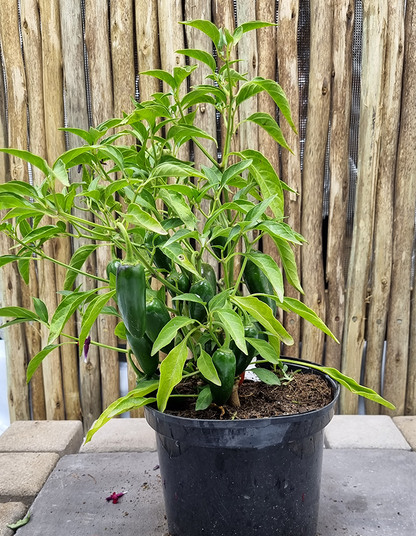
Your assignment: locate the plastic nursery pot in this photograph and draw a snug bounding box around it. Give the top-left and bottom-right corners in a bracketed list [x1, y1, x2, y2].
[145, 361, 340, 536]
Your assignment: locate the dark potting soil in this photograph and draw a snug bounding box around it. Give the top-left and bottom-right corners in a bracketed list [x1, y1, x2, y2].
[165, 370, 333, 420]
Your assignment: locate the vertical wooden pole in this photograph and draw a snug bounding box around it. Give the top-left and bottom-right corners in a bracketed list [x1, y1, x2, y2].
[107, 0, 136, 410]
[184, 0, 218, 272]
[383, 0, 416, 416]
[277, 0, 302, 356]
[38, 0, 81, 421]
[325, 0, 354, 370]
[365, 0, 404, 414]
[256, 0, 280, 290]
[0, 1, 31, 421]
[59, 0, 102, 430]
[235, 1, 258, 153]
[136, 0, 160, 101]
[84, 0, 120, 420]
[407, 271, 416, 414]
[0, 9, 30, 420]
[301, 0, 333, 364]
[341, 0, 387, 414]
[20, 0, 65, 420]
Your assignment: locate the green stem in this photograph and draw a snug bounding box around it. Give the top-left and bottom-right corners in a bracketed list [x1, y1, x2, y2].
[116, 222, 135, 264]
[61, 331, 128, 353]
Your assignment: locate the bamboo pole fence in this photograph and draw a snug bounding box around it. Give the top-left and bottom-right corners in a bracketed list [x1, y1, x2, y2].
[0, 0, 415, 425]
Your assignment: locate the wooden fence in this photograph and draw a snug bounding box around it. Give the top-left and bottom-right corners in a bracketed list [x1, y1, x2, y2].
[0, 0, 415, 430]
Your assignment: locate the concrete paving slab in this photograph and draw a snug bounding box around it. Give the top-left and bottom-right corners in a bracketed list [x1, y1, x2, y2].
[80, 418, 156, 453]
[324, 415, 411, 449]
[393, 416, 416, 450]
[319, 450, 416, 536]
[15, 451, 167, 536]
[0, 421, 83, 457]
[0, 452, 59, 507]
[13, 449, 416, 535]
[0, 502, 27, 536]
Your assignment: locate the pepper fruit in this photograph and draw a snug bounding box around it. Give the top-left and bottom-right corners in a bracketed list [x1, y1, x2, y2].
[200, 262, 217, 295]
[189, 279, 214, 323]
[244, 259, 277, 316]
[166, 270, 190, 296]
[145, 232, 172, 272]
[211, 231, 228, 259]
[126, 330, 159, 377]
[145, 296, 174, 354]
[209, 348, 236, 406]
[106, 259, 121, 280]
[116, 263, 146, 339]
[231, 323, 268, 375]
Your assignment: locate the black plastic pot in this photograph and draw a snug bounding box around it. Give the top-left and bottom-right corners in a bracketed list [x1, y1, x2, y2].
[145, 362, 340, 536]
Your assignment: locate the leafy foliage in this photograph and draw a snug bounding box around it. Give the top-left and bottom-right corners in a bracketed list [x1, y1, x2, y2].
[0, 18, 394, 431]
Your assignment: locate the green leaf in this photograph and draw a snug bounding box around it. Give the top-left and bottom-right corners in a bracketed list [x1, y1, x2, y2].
[176, 48, 217, 73]
[232, 296, 293, 345]
[253, 78, 297, 133]
[7, 510, 31, 529]
[246, 251, 284, 302]
[18, 258, 30, 284]
[52, 158, 70, 187]
[60, 127, 93, 145]
[244, 194, 277, 224]
[157, 338, 189, 412]
[0, 148, 52, 177]
[0, 255, 30, 268]
[173, 65, 198, 87]
[245, 113, 292, 152]
[85, 380, 159, 443]
[32, 298, 49, 324]
[22, 225, 63, 245]
[283, 359, 396, 410]
[216, 309, 247, 355]
[27, 343, 72, 383]
[164, 229, 198, 247]
[48, 289, 97, 344]
[0, 318, 33, 329]
[172, 293, 206, 305]
[236, 81, 263, 107]
[180, 20, 221, 47]
[251, 367, 281, 385]
[64, 244, 99, 291]
[140, 69, 177, 89]
[161, 243, 199, 277]
[239, 150, 284, 219]
[239, 21, 276, 33]
[0, 180, 38, 198]
[0, 193, 34, 210]
[151, 316, 195, 355]
[101, 305, 121, 318]
[195, 385, 213, 411]
[125, 204, 167, 235]
[197, 349, 221, 385]
[280, 297, 338, 342]
[221, 159, 252, 187]
[107, 396, 157, 418]
[245, 337, 280, 364]
[181, 89, 216, 110]
[114, 321, 127, 339]
[167, 124, 217, 147]
[258, 221, 305, 245]
[274, 237, 303, 293]
[152, 162, 205, 180]
[0, 306, 39, 321]
[78, 290, 116, 355]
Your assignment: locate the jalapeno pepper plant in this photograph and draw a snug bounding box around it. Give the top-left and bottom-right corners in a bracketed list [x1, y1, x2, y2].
[0, 19, 394, 438]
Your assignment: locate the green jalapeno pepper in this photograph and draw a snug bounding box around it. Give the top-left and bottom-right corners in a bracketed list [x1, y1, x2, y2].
[126, 330, 159, 377]
[200, 262, 217, 295]
[166, 270, 190, 296]
[145, 296, 174, 354]
[106, 259, 121, 280]
[244, 259, 277, 316]
[145, 232, 172, 273]
[116, 263, 146, 339]
[231, 323, 268, 375]
[189, 279, 214, 323]
[209, 348, 236, 406]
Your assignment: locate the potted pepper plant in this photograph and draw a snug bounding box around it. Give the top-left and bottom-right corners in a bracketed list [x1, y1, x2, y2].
[0, 19, 393, 536]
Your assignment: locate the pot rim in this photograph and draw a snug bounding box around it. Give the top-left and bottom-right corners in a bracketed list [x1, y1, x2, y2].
[145, 359, 340, 430]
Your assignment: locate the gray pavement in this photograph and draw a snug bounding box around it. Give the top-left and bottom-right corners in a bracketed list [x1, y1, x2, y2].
[0, 415, 414, 535]
[13, 448, 416, 536]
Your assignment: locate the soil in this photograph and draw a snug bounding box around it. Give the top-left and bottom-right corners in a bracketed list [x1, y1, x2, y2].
[165, 369, 333, 420]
